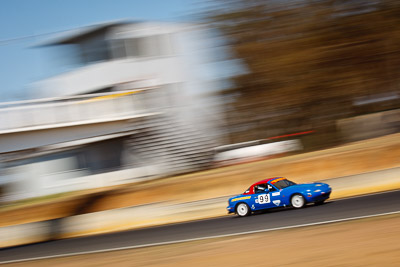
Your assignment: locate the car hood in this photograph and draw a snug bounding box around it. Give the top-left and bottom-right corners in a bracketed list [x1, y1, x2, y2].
[285, 182, 331, 192]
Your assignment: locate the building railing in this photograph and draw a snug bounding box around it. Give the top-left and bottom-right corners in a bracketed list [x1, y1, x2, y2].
[0, 87, 163, 133]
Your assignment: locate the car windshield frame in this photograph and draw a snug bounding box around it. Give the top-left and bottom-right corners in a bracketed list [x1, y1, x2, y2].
[243, 186, 251, 194]
[270, 179, 296, 190]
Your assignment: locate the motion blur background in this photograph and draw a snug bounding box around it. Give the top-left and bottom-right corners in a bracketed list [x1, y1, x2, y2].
[0, 0, 399, 258]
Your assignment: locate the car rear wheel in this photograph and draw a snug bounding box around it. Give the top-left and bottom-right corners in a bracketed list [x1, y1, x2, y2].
[291, 194, 305, 208]
[236, 203, 250, 217]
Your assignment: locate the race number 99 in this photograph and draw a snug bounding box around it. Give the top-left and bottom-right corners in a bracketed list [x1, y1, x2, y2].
[258, 194, 270, 204]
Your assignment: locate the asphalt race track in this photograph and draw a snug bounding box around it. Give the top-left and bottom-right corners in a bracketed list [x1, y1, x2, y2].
[1, 190, 400, 263]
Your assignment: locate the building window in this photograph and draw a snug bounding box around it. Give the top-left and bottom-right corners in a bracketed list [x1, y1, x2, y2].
[112, 34, 174, 59]
[79, 37, 110, 64]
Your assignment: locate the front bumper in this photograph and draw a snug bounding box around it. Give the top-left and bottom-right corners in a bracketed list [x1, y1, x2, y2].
[306, 190, 331, 202]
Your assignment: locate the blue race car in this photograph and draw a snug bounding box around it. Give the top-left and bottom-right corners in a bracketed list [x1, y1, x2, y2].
[227, 177, 331, 217]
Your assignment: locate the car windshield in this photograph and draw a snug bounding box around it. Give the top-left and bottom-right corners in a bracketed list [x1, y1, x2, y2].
[271, 179, 296, 190]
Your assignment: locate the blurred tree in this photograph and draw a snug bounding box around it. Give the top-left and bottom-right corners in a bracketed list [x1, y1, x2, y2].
[205, 0, 400, 145]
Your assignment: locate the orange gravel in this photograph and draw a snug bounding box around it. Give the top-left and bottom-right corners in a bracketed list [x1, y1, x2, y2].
[6, 214, 400, 267]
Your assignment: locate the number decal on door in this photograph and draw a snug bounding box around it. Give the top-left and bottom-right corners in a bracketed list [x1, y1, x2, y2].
[258, 194, 270, 204]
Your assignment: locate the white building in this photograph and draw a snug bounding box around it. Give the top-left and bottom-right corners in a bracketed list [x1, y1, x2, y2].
[0, 21, 226, 201]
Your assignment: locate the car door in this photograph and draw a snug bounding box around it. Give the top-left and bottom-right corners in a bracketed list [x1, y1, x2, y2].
[267, 183, 283, 208]
[253, 183, 275, 210]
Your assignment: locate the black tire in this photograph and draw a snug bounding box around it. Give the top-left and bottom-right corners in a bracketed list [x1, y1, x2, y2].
[236, 203, 251, 217]
[291, 194, 305, 208]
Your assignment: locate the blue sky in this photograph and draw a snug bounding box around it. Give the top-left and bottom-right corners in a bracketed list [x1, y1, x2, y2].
[0, 0, 201, 101]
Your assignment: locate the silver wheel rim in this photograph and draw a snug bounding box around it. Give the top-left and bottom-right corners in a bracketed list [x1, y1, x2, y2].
[237, 204, 248, 216]
[292, 195, 304, 208]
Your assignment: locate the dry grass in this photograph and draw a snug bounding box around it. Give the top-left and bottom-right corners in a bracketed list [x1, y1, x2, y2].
[1, 133, 400, 227]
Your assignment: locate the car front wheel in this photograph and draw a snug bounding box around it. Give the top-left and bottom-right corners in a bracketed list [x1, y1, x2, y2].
[291, 194, 305, 208]
[236, 203, 250, 217]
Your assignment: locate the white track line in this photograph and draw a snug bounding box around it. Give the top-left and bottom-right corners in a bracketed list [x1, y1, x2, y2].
[1, 210, 400, 265]
[333, 188, 400, 201]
